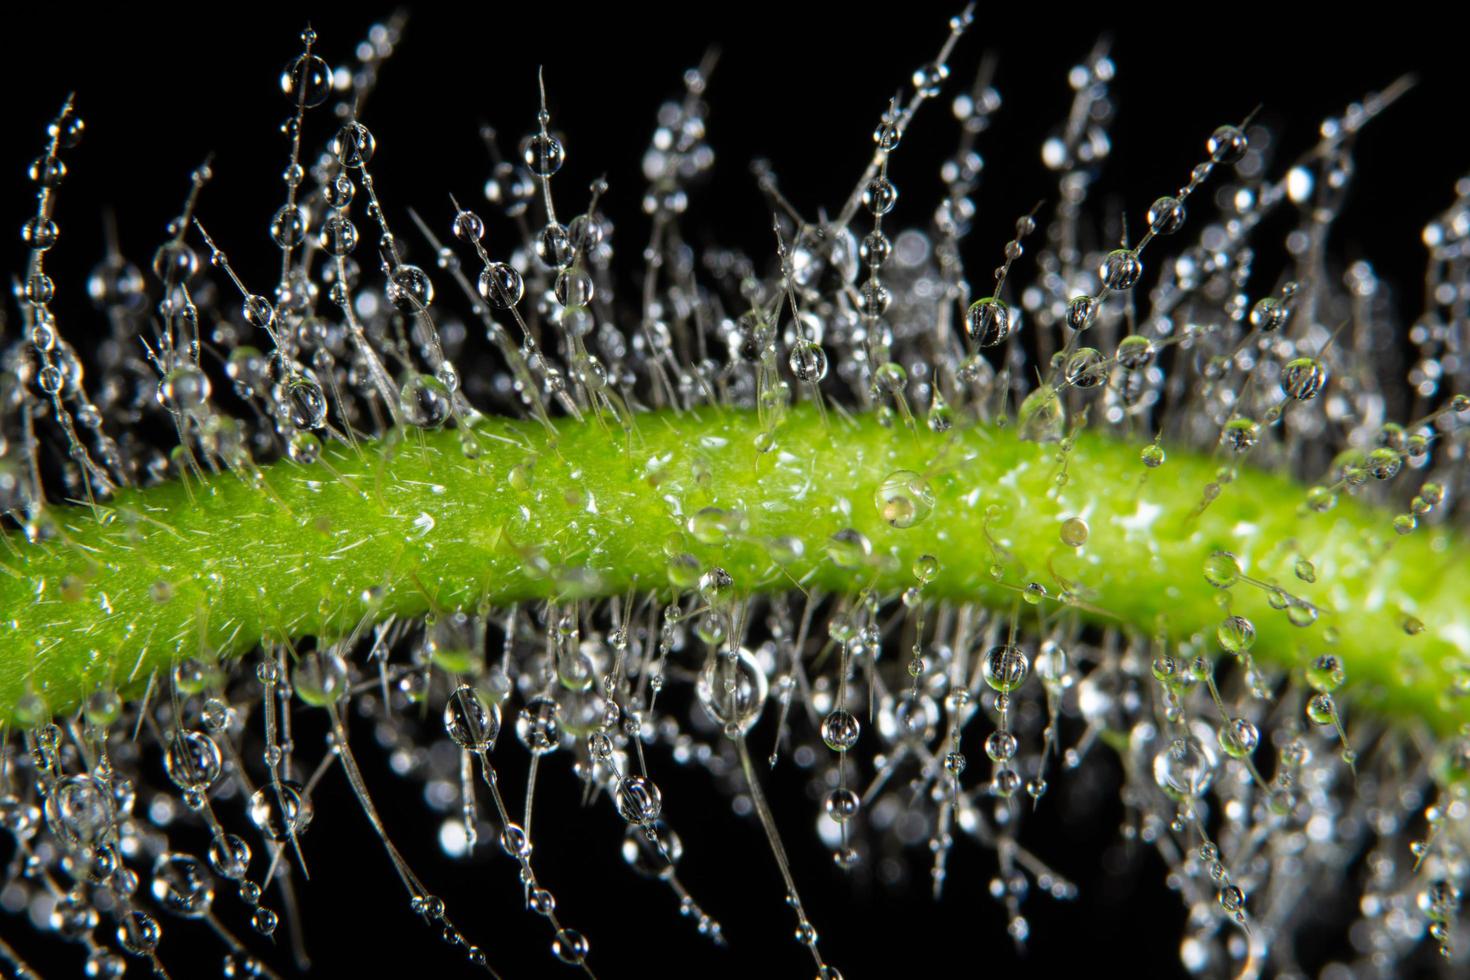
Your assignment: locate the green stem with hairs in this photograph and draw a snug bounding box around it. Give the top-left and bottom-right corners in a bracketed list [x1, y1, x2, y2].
[2, 406, 1465, 733]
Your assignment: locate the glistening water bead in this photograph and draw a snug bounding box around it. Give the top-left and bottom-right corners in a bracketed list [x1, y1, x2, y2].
[3, 11, 1470, 980]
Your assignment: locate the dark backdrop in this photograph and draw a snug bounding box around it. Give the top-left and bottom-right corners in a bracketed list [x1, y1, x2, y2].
[1, 3, 1463, 978]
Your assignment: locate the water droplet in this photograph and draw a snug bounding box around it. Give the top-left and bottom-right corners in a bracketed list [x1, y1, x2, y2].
[821, 709, 861, 752]
[1152, 736, 1217, 801]
[1203, 551, 1240, 589]
[444, 685, 500, 751]
[695, 648, 768, 736]
[966, 296, 1012, 346]
[826, 528, 872, 568]
[983, 644, 1029, 693]
[875, 470, 935, 528]
[151, 853, 215, 918]
[165, 731, 223, 793]
[1216, 616, 1255, 654]
[248, 782, 314, 841]
[1050, 516, 1090, 549]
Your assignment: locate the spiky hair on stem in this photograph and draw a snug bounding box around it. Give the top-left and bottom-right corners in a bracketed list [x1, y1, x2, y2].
[1, 6, 1468, 979]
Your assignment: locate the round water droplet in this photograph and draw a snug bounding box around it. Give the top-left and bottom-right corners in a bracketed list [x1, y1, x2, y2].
[44, 774, 114, 846]
[789, 342, 829, 383]
[826, 528, 872, 568]
[1203, 551, 1240, 589]
[695, 648, 769, 736]
[387, 264, 434, 312]
[1306, 654, 1345, 692]
[1059, 517, 1089, 547]
[552, 928, 589, 964]
[117, 909, 161, 955]
[1147, 195, 1186, 235]
[331, 122, 376, 168]
[477, 262, 524, 309]
[248, 782, 314, 841]
[1207, 124, 1248, 164]
[207, 833, 251, 879]
[399, 373, 452, 428]
[1100, 248, 1142, 290]
[1152, 735, 1217, 801]
[165, 730, 222, 793]
[983, 644, 1029, 693]
[1116, 335, 1154, 370]
[821, 709, 861, 752]
[293, 650, 348, 706]
[280, 53, 331, 108]
[966, 296, 1012, 346]
[985, 730, 1018, 762]
[1216, 718, 1259, 759]
[522, 133, 565, 177]
[515, 697, 562, 755]
[1064, 347, 1107, 388]
[622, 821, 683, 878]
[616, 775, 663, 824]
[1305, 692, 1337, 725]
[1282, 357, 1326, 400]
[875, 470, 935, 528]
[1216, 616, 1255, 654]
[444, 685, 500, 751]
[151, 853, 215, 918]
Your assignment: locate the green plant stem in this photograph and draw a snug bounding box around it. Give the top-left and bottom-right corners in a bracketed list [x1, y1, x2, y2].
[2, 406, 1465, 733]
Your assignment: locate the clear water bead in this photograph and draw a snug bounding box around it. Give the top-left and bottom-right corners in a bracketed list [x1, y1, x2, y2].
[1152, 736, 1217, 801]
[444, 685, 500, 751]
[151, 853, 215, 918]
[966, 296, 1012, 346]
[695, 648, 768, 736]
[983, 645, 1029, 693]
[248, 782, 314, 841]
[821, 709, 861, 752]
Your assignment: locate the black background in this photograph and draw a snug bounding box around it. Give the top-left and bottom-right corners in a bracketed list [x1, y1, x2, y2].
[2, 3, 1465, 978]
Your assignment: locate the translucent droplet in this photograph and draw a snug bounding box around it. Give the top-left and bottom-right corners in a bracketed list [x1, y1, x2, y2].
[966, 296, 1012, 346]
[622, 821, 682, 878]
[1152, 736, 1217, 801]
[875, 470, 935, 528]
[331, 121, 376, 168]
[151, 853, 215, 918]
[444, 685, 500, 751]
[1017, 386, 1064, 443]
[293, 650, 348, 707]
[280, 53, 331, 108]
[248, 782, 314, 841]
[1064, 347, 1107, 388]
[695, 648, 769, 736]
[400, 373, 452, 428]
[1216, 616, 1255, 654]
[1306, 655, 1345, 692]
[515, 697, 562, 755]
[1282, 357, 1326, 400]
[1216, 718, 1259, 759]
[1100, 248, 1142, 290]
[44, 774, 114, 846]
[1059, 517, 1089, 547]
[1203, 551, 1240, 589]
[165, 731, 222, 793]
[1147, 195, 1186, 235]
[387, 264, 434, 313]
[826, 528, 872, 568]
[1116, 335, 1154, 370]
[983, 644, 1029, 693]
[615, 775, 663, 824]
[821, 709, 861, 752]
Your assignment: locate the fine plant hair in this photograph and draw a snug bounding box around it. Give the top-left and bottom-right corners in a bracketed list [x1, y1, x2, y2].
[2, 8, 1469, 979]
